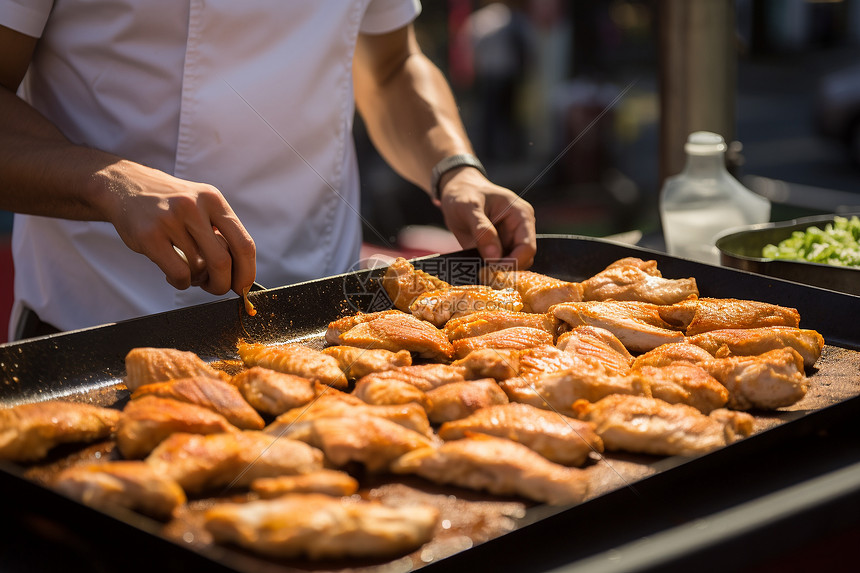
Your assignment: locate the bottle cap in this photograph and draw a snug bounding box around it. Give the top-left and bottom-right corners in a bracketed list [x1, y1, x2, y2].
[685, 131, 727, 155]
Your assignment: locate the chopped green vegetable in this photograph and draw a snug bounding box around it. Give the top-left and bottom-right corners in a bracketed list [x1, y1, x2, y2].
[762, 216, 860, 267]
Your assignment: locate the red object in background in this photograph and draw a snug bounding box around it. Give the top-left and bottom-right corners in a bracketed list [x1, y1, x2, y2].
[0, 236, 12, 343]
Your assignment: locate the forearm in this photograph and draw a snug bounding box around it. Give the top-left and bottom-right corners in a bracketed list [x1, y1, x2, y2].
[355, 40, 475, 196]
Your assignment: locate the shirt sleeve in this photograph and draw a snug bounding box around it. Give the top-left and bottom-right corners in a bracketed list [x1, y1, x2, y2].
[0, 0, 53, 37]
[361, 0, 421, 35]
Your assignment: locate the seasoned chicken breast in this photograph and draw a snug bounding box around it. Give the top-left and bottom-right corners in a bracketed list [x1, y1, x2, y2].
[381, 256, 451, 312]
[701, 347, 809, 410]
[556, 325, 634, 375]
[124, 347, 229, 391]
[392, 434, 589, 505]
[572, 394, 754, 456]
[353, 363, 467, 392]
[237, 341, 347, 389]
[686, 326, 824, 368]
[631, 364, 729, 414]
[410, 285, 524, 327]
[205, 493, 439, 560]
[0, 401, 120, 462]
[233, 366, 316, 417]
[326, 311, 454, 362]
[130, 376, 264, 430]
[352, 377, 432, 410]
[632, 342, 716, 370]
[443, 309, 558, 341]
[581, 257, 698, 304]
[480, 267, 583, 313]
[452, 326, 555, 359]
[145, 431, 324, 495]
[115, 396, 237, 459]
[53, 460, 186, 520]
[250, 469, 359, 498]
[424, 379, 509, 424]
[657, 298, 801, 335]
[321, 345, 412, 380]
[438, 402, 603, 466]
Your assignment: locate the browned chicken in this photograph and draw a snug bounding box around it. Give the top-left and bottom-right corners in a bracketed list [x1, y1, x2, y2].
[237, 341, 347, 389]
[632, 342, 716, 370]
[437, 402, 604, 467]
[204, 493, 439, 560]
[552, 301, 685, 353]
[115, 395, 237, 459]
[250, 469, 359, 498]
[443, 309, 558, 341]
[657, 298, 801, 335]
[452, 326, 555, 359]
[145, 430, 324, 495]
[686, 326, 824, 368]
[124, 347, 229, 391]
[130, 376, 264, 430]
[326, 311, 454, 362]
[0, 401, 120, 462]
[321, 345, 412, 380]
[353, 363, 467, 392]
[381, 256, 451, 312]
[452, 348, 521, 380]
[264, 392, 434, 438]
[53, 460, 186, 520]
[631, 364, 729, 414]
[232, 366, 316, 417]
[572, 394, 754, 456]
[391, 434, 589, 505]
[556, 325, 634, 375]
[352, 377, 432, 410]
[480, 267, 583, 313]
[500, 358, 649, 416]
[410, 285, 524, 326]
[424, 379, 509, 424]
[580, 257, 698, 304]
[274, 414, 436, 472]
[701, 348, 809, 410]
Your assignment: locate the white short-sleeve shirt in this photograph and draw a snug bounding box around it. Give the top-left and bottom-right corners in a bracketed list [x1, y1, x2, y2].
[1, 0, 421, 334]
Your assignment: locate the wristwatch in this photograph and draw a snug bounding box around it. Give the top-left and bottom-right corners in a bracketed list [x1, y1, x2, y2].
[431, 153, 487, 201]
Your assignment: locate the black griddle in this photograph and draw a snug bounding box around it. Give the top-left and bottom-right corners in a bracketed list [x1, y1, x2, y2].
[1, 235, 859, 573]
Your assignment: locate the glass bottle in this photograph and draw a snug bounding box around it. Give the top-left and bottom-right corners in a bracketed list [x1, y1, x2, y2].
[659, 131, 770, 264]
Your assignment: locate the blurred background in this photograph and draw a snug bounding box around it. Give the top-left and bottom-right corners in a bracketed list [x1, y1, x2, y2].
[4, 0, 860, 341]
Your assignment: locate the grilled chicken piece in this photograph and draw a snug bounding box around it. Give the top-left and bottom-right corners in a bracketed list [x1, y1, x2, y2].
[572, 395, 754, 456]
[552, 301, 685, 353]
[145, 431, 324, 495]
[480, 267, 583, 313]
[556, 325, 634, 375]
[321, 346, 412, 380]
[354, 363, 467, 392]
[580, 257, 698, 304]
[452, 348, 521, 380]
[500, 359, 649, 416]
[632, 342, 716, 370]
[392, 434, 589, 505]
[381, 256, 451, 312]
[452, 326, 554, 359]
[0, 401, 120, 462]
[410, 285, 524, 327]
[275, 414, 436, 472]
[631, 364, 729, 414]
[424, 379, 509, 424]
[130, 376, 264, 430]
[265, 393, 434, 439]
[687, 326, 824, 368]
[205, 493, 439, 560]
[251, 470, 359, 499]
[443, 309, 558, 341]
[124, 347, 229, 391]
[352, 377, 432, 410]
[701, 348, 809, 410]
[237, 342, 347, 389]
[116, 396, 237, 459]
[657, 298, 801, 335]
[53, 461, 186, 520]
[326, 311, 454, 362]
[437, 403, 603, 466]
[232, 366, 316, 416]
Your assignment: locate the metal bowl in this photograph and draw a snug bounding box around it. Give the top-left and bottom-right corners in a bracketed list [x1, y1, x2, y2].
[715, 213, 860, 296]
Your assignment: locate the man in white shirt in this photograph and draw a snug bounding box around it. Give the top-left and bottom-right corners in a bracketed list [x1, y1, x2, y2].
[0, 1, 536, 338]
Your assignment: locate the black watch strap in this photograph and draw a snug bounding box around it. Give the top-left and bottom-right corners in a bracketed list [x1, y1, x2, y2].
[431, 153, 487, 200]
